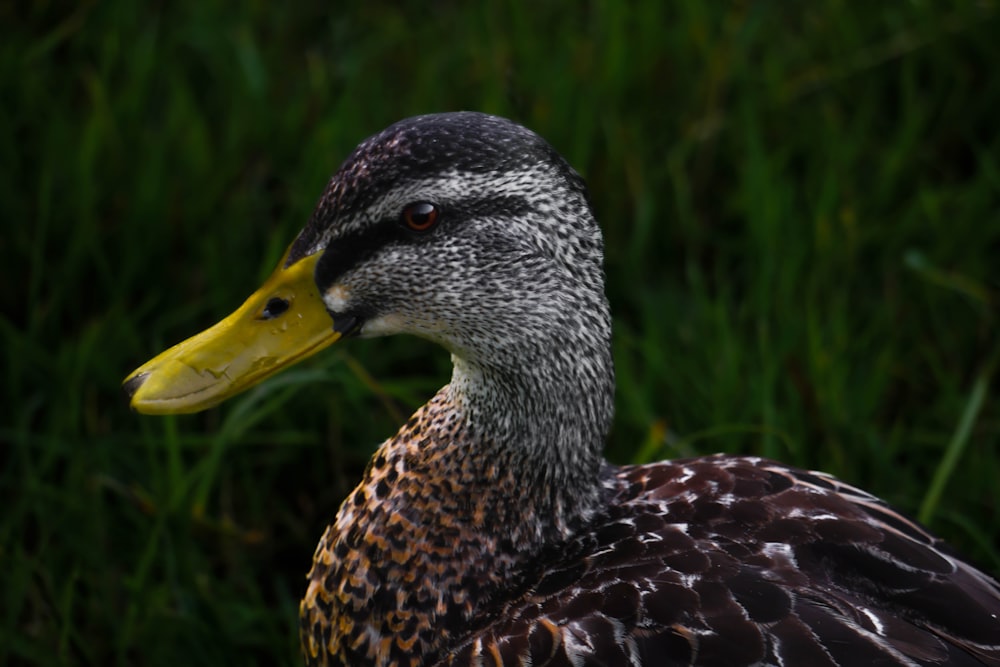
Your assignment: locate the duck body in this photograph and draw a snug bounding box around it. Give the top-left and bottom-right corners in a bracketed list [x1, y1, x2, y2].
[443, 456, 1000, 667]
[301, 402, 1000, 666]
[125, 112, 1000, 666]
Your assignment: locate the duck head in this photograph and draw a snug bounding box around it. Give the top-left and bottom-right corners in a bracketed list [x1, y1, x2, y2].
[124, 112, 613, 442]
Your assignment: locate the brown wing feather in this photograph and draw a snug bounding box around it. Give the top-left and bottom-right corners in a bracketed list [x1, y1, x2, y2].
[437, 455, 1000, 666]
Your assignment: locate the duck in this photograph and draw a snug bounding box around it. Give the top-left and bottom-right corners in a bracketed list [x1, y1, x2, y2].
[123, 112, 1000, 667]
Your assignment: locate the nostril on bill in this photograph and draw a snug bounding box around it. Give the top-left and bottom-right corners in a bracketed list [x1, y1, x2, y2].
[260, 297, 290, 320]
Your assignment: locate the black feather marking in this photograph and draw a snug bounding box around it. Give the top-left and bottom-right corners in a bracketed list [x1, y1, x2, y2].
[600, 581, 641, 621]
[727, 570, 792, 624]
[795, 596, 907, 666]
[533, 561, 588, 598]
[769, 615, 841, 667]
[643, 582, 700, 626]
[523, 625, 553, 662]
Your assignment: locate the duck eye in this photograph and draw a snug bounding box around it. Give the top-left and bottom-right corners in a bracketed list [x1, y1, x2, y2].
[400, 202, 439, 232]
[259, 297, 290, 320]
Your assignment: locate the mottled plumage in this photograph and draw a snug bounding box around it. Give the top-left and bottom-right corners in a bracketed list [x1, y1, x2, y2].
[127, 112, 1000, 666]
[442, 456, 1000, 666]
[291, 112, 1000, 666]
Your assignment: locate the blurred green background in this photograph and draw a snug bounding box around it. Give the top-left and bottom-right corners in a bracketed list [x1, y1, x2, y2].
[3, 1, 999, 665]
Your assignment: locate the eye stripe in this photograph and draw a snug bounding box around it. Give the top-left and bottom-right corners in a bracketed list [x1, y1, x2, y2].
[312, 194, 532, 291]
[314, 219, 401, 292]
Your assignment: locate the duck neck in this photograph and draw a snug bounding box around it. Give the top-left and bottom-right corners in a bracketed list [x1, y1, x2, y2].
[301, 310, 615, 666]
[447, 346, 614, 537]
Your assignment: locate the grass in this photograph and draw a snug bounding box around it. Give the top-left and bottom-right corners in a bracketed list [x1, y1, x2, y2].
[3, 1, 999, 664]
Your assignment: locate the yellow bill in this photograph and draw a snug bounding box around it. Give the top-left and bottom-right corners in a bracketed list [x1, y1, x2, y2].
[123, 249, 340, 414]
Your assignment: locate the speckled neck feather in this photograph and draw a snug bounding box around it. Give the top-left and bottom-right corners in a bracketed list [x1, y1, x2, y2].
[300, 325, 615, 665]
[290, 113, 1000, 666]
[301, 387, 600, 665]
